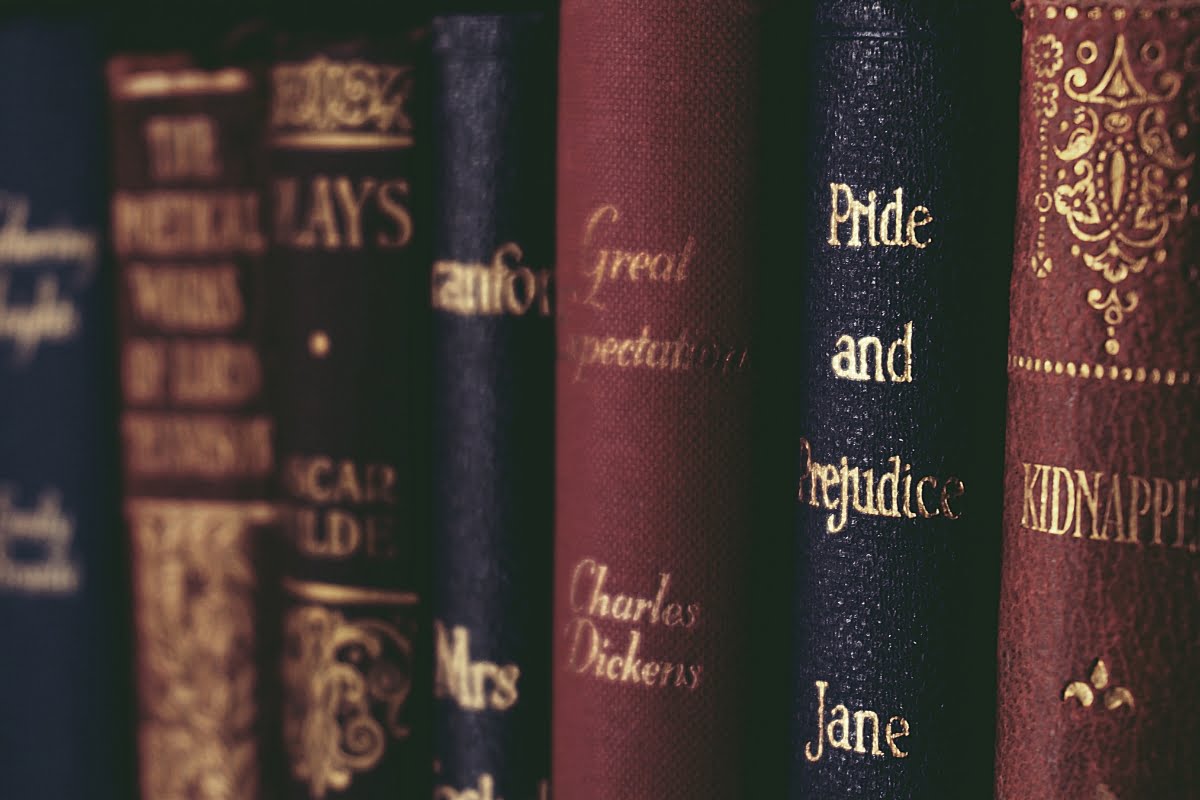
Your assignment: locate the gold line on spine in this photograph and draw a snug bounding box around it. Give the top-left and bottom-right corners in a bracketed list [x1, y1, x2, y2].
[283, 577, 419, 606]
[113, 69, 251, 99]
[269, 132, 415, 150]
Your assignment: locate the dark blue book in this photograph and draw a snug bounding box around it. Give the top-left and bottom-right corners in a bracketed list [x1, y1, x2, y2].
[784, 2, 1017, 797]
[430, 13, 555, 800]
[0, 15, 131, 800]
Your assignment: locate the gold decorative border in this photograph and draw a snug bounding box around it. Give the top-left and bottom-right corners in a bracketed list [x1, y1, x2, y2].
[1009, 353, 1200, 385]
[1026, 4, 1200, 23]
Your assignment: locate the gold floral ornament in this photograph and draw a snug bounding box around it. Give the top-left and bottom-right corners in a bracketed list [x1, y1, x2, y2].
[1042, 33, 1195, 355]
[1030, 35, 1066, 278]
[1033, 33, 1066, 79]
[1034, 82, 1061, 118]
[282, 605, 414, 799]
[1062, 658, 1135, 711]
[130, 501, 267, 800]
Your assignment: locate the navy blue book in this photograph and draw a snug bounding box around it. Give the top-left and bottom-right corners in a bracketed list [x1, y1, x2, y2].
[0, 15, 131, 800]
[430, 13, 555, 800]
[784, 2, 1017, 797]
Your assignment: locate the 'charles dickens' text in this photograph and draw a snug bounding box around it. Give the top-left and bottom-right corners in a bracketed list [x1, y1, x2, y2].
[564, 558, 703, 691]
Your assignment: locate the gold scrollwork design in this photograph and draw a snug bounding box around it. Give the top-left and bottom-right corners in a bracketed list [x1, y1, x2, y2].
[129, 500, 270, 800]
[1033, 31, 1195, 355]
[270, 56, 415, 149]
[282, 602, 414, 799]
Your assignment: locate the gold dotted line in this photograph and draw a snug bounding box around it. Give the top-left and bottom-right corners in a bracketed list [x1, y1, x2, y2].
[1009, 354, 1199, 386]
[1030, 4, 1200, 21]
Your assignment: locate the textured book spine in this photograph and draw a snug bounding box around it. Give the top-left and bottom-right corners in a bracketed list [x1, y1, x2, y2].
[997, 3, 1200, 797]
[430, 13, 555, 800]
[266, 29, 432, 800]
[108, 55, 275, 800]
[553, 2, 760, 796]
[788, 3, 1015, 797]
[0, 17, 131, 800]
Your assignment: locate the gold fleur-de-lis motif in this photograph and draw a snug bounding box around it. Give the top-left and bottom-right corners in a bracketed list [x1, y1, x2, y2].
[1063, 659, 1135, 711]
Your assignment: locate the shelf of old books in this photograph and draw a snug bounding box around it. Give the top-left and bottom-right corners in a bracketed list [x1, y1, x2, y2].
[0, 2, 1196, 798]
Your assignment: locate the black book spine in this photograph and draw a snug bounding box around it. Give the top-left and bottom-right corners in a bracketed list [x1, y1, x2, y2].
[785, 3, 1017, 797]
[0, 16, 131, 800]
[430, 13, 555, 800]
[265, 27, 433, 800]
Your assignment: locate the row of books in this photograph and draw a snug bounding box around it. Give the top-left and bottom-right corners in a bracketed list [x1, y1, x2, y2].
[0, 1, 1196, 799]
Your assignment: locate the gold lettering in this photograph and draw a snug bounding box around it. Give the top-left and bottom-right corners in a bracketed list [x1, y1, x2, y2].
[1152, 478, 1174, 546]
[1048, 467, 1075, 535]
[828, 183, 933, 248]
[1076, 469, 1102, 539]
[831, 322, 913, 382]
[827, 704, 852, 751]
[434, 621, 520, 712]
[886, 716, 910, 758]
[805, 680, 827, 762]
[576, 204, 694, 309]
[271, 175, 412, 251]
[1017, 460, 1200, 555]
[127, 264, 244, 332]
[1125, 475, 1151, 544]
[145, 115, 219, 180]
[1022, 463, 1041, 530]
[112, 191, 264, 256]
[853, 709, 884, 756]
[169, 341, 262, 406]
[122, 413, 272, 479]
[799, 438, 963, 529]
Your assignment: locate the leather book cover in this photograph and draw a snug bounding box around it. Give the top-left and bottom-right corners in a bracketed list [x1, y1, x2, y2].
[265, 24, 433, 800]
[0, 15, 132, 800]
[554, 1, 761, 797]
[786, 2, 1017, 797]
[998, 3, 1200, 797]
[108, 49, 277, 800]
[430, 12, 554, 800]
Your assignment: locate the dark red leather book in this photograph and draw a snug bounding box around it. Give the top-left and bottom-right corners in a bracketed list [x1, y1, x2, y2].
[998, 3, 1200, 798]
[108, 53, 277, 800]
[264, 23, 432, 800]
[553, 1, 762, 797]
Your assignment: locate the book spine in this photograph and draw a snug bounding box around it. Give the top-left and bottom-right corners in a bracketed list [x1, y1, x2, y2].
[788, 4, 1015, 797]
[108, 54, 275, 800]
[430, 13, 555, 800]
[0, 17, 131, 800]
[265, 29, 432, 800]
[553, 1, 760, 796]
[997, 4, 1200, 797]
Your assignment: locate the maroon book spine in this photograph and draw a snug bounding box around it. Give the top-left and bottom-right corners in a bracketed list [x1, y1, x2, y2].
[108, 55, 276, 800]
[553, 1, 762, 797]
[998, 2, 1200, 798]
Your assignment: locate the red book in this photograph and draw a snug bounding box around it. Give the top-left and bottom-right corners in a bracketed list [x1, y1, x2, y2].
[998, 3, 1200, 797]
[553, 1, 762, 796]
[108, 53, 276, 800]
